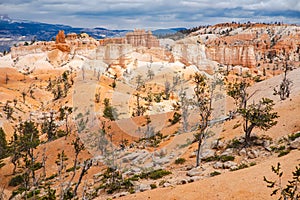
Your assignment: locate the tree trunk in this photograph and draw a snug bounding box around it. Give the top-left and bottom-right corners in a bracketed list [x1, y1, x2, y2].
[73, 160, 92, 196]
[196, 134, 203, 167]
[245, 124, 255, 146]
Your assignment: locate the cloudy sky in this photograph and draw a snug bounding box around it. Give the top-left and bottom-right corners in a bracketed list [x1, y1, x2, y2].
[1, 0, 300, 29]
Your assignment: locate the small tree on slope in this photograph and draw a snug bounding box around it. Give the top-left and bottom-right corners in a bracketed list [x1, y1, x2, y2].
[193, 73, 213, 167]
[239, 98, 278, 145]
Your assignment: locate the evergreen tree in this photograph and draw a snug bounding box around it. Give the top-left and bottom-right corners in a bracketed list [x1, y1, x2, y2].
[239, 98, 278, 145]
[17, 121, 40, 185]
[103, 98, 118, 121]
[0, 128, 8, 159]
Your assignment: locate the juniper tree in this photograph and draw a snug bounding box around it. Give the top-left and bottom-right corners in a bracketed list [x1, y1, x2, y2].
[239, 98, 278, 145]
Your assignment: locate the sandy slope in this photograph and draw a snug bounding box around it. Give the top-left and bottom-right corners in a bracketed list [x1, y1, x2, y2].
[117, 150, 299, 200]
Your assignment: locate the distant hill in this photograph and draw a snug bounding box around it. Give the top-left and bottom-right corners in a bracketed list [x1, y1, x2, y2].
[0, 15, 130, 52]
[0, 15, 186, 52]
[152, 27, 187, 36]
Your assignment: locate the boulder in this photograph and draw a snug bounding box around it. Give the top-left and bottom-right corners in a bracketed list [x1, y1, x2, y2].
[200, 149, 215, 160]
[154, 157, 170, 165]
[163, 182, 172, 187]
[139, 184, 151, 192]
[213, 162, 224, 169]
[239, 148, 247, 157]
[221, 148, 234, 156]
[122, 152, 140, 163]
[211, 140, 225, 149]
[223, 161, 237, 169]
[154, 148, 167, 157]
[247, 149, 259, 159]
[187, 168, 202, 177]
[290, 137, 300, 149]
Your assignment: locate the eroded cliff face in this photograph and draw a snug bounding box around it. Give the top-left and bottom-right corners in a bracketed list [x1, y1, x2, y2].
[96, 44, 133, 67]
[174, 23, 300, 70]
[203, 24, 300, 68]
[10, 31, 98, 63]
[99, 29, 160, 48]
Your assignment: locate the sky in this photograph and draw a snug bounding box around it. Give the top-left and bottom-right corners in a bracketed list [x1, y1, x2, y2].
[1, 0, 300, 29]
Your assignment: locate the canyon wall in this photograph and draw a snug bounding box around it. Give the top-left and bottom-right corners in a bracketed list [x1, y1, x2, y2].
[99, 29, 159, 48]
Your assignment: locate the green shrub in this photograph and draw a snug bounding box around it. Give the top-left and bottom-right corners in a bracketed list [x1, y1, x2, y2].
[278, 149, 291, 157]
[169, 112, 181, 125]
[9, 174, 24, 187]
[32, 162, 42, 171]
[0, 161, 5, 168]
[150, 183, 157, 189]
[238, 163, 249, 170]
[11, 187, 26, 198]
[203, 155, 235, 162]
[159, 180, 166, 186]
[175, 158, 186, 165]
[57, 130, 66, 138]
[26, 189, 40, 198]
[227, 138, 243, 149]
[202, 156, 218, 162]
[45, 173, 57, 181]
[148, 169, 172, 180]
[233, 123, 241, 129]
[288, 132, 300, 141]
[210, 171, 221, 177]
[219, 155, 235, 162]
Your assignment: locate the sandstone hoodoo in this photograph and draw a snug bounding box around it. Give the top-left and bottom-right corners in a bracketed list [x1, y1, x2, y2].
[99, 29, 160, 48]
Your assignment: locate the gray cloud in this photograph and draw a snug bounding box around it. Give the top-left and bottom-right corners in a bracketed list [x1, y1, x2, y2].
[1, 0, 299, 29]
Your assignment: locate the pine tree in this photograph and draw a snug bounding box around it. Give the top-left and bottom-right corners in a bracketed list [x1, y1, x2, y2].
[17, 121, 40, 185]
[103, 98, 118, 121]
[0, 128, 8, 159]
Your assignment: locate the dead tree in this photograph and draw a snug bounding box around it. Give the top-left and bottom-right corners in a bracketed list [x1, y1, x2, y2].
[5, 73, 9, 85]
[179, 88, 189, 132]
[273, 64, 292, 100]
[64, 137, 84, 197]
[73, 159, 92, 196]
[133, 92, 146, 117]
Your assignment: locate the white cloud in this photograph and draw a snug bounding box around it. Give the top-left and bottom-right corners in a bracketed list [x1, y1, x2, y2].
[1, 0, 299, 29]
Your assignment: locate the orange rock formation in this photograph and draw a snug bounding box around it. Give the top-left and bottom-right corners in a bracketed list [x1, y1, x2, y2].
[99, 29, 160, 48]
